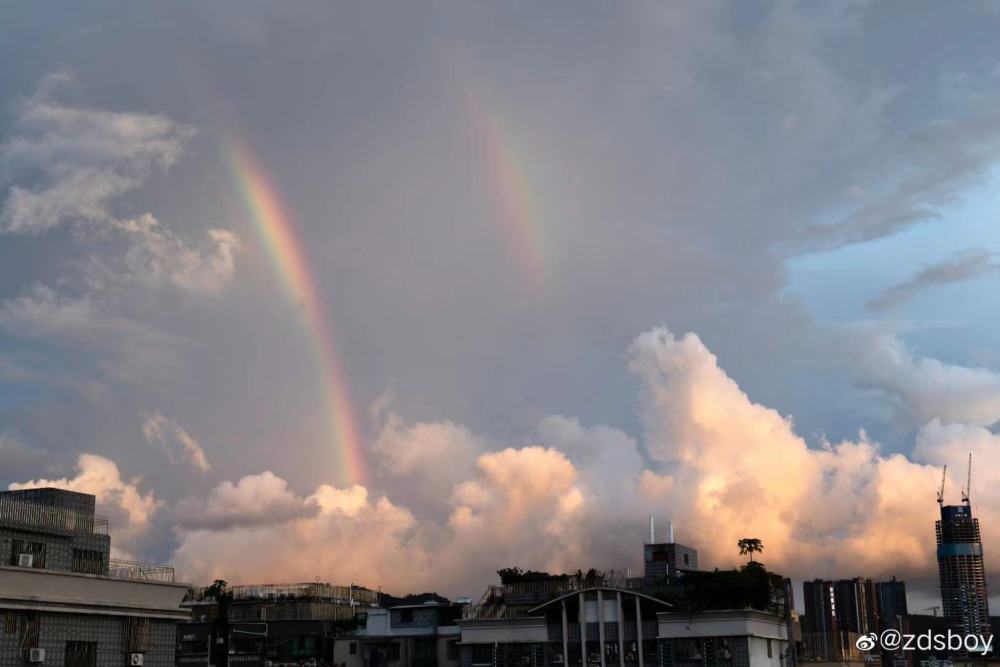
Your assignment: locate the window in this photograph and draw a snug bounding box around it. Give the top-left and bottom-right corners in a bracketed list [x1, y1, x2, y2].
[65, 641, 97, 667]
[19, 612, 39, 649]
[349, 642, 358, 655]
[123, 617, 150, 653]
[399, 609, 414, 623]
[766, 639, 772, 659]
[471, 644, 494, 665]
[683, 553, 690, 565]
[447, 640, 459, 659]
[2, 611, 15, 634]
[10, 540, 46, 568]
[381, 643, 401, 661]
[72, 549, 105, 575]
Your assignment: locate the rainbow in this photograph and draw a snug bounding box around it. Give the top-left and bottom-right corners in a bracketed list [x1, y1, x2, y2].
[223, 137, 366, 486]
[467, 94, 547, 285]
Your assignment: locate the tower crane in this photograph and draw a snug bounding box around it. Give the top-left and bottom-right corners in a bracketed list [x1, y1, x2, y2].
[961, 452, 972, 505]
[937, 465, 947, 505]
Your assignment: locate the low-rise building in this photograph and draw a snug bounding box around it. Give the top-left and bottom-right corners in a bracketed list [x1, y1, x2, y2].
[657, 609, 792, 667]
[457, 585, 670, 667]
[177, 582, 379, 667]
[332, 601, 464, 667]
[0, 488, 187, 667]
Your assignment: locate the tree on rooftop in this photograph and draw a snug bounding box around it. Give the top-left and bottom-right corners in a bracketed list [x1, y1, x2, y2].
[737, 538, 764, 564]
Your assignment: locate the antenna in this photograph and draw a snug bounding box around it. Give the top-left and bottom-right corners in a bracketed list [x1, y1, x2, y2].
[962, 453, 972, 505]
[937, 465, 947, 505]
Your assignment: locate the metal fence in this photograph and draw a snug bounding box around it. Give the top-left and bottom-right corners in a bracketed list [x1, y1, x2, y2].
[0, 495, 108, 535]
[224, 582, 379, 606]
[109, 558, 175, 583]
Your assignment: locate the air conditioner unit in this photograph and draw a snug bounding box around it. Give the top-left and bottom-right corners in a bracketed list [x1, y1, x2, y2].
[588, 653, 601, 664]
[27, 648, 45, 663]
[551, 654, 564, 664]
[130, 653, 144, 666]
[18, 554, 34, 568]
[518, 657, 531, 665]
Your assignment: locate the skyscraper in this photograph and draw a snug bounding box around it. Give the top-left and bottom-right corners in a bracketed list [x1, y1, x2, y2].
[937, 503, 990, 636]
[876, 577, 908, 621]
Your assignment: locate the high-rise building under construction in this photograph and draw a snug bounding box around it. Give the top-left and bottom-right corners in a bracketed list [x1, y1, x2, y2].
[936, 457, 989, 637]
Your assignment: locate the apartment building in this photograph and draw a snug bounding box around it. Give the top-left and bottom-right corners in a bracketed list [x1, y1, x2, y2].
[456, 563, 796, 667]
[332, 601, 464, 667]
[177, 582, 380, 667]
[0, 488, 188, 667]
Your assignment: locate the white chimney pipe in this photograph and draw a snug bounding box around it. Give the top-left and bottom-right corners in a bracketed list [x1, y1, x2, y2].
[648, 515, 655, 543]
[669, 520, 674, 543]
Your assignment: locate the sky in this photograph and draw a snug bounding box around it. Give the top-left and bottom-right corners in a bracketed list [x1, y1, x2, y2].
[3, 1, 1000, 611]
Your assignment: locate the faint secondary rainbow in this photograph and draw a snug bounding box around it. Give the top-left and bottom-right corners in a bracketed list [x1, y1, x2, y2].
[467, 94, 547, 285]
[223, 136, 367, 486]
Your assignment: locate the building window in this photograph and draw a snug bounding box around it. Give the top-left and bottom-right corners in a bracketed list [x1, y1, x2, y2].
[2, 611, 15, 634]
[10, 540, 46, 568]
[65, 641, 98, 667]
[387, 643, 401, 661]
[683, 553, 690, 565]
[399, 609, 414, 623]
[447, 640, 459, 659]
[72, 549, 105, 575]
[349, 642, 357, 655]
[766, 639, 772, 659]
[470, 644, 494, 665]
[123, 617, 151, 653]
[19, 612, 39, 649]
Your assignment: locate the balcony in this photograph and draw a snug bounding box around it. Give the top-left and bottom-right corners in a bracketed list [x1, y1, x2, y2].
[0, 495, 108, 536]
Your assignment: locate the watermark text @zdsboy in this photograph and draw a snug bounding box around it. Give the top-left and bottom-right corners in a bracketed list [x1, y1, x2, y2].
[856, 629, 994, 655]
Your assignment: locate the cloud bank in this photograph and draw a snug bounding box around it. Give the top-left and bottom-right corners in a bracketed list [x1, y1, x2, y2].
[17, 328, 994, 597]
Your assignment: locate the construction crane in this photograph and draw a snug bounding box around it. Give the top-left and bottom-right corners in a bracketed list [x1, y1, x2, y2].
[961, 452, 972, 505]
[937, 465, 947, 505]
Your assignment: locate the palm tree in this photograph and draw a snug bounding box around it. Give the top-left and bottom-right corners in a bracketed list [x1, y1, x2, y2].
[737, 538, 764, 564]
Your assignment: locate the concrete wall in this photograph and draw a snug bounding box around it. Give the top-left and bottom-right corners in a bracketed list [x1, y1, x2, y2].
[746, 635, 786, 667]
[0, 566, 189, 617]
[656, 611, 789, 642]
[457, 618, 548, 644]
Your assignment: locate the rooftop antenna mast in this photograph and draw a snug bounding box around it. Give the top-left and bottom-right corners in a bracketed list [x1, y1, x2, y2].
[937, 465, 947, 505]
[962, 453, 972, 505]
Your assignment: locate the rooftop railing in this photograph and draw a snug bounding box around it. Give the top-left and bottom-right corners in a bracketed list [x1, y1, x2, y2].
[465, 573, 645, 620]
[108, 558, 175, 583]
[217, 582, 379, 606]
[0, 495, 108, 536]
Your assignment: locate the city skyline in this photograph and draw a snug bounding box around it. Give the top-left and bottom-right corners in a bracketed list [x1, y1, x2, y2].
[4, 2, 1000, 610]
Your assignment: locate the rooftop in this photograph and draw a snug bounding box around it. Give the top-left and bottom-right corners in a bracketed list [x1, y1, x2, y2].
[0, 492, 109, 536]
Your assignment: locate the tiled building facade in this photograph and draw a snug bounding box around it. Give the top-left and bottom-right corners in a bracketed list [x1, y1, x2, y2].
[0, 488, 188, 667]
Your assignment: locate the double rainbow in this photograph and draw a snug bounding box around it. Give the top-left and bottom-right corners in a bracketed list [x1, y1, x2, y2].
[467, 93, 547, 285]
[224, 137, 366, 486]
